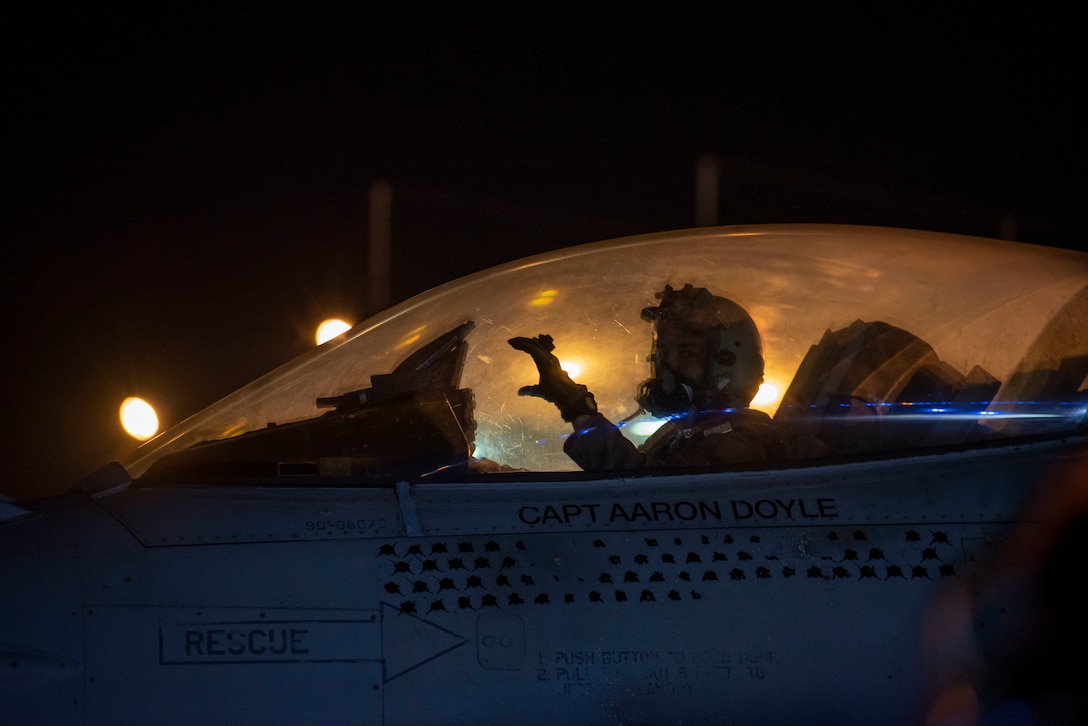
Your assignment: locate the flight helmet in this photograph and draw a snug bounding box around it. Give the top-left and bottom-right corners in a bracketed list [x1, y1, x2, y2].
[635, 284, 764, 417]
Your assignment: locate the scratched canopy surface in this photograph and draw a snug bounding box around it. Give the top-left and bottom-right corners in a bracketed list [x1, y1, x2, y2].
[123, 224, 1088, 478]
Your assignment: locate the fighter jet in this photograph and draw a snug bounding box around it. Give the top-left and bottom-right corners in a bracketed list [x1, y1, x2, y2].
[3, 224, 1086, 724]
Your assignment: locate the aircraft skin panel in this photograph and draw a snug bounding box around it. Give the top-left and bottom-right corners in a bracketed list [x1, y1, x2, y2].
[374, 532, 938, 724]
[93, 487, 403, 547]
[365, 442, 1050, 723]
[83, 607, 383, 725]
[2, 437, 1069, 723]
[3, 440, 1082, 723]
[378, 586, 935, 724]
[405, 439, 1064, 537]
[0, 547, 84, 725]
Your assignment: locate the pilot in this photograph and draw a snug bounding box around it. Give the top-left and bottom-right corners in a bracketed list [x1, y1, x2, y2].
[509, 284, 792, 470]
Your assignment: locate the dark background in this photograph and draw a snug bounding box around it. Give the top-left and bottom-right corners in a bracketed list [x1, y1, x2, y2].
[3, 9, 1082, 499]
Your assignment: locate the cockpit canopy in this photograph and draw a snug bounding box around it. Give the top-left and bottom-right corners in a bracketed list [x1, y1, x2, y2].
[124, 225, 1088, 484]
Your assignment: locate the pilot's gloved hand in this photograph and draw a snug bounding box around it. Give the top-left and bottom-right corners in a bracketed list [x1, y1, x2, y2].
[508, 334, 598, 422]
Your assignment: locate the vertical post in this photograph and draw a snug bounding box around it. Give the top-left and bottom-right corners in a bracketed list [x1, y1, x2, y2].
[999, 210, 1018, 241]
[695, 154, 720, 228]
[368, 179, 393, 316]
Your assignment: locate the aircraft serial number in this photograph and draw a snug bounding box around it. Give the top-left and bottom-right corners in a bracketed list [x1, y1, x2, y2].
[305, 518, 388, 532]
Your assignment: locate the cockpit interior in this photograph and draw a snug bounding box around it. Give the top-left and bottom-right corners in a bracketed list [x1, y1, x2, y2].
[124, 226, 1088, 486]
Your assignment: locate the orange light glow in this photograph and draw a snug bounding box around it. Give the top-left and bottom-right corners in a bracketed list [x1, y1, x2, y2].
[751, 381, 781, 412]
[120, 397, 159, 440]
[529, 289, 558, 306]
[315, 319, 353, 345]
[560, 361, 582, 379]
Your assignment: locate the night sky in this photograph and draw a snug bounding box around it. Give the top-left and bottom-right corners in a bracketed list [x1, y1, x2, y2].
[3, 9, 1082, 499]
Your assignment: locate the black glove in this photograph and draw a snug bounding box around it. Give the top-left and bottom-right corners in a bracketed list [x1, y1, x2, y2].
[508, 334, 598, 422]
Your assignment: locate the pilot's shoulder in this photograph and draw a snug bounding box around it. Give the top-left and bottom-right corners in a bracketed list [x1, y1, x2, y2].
[733, 407, 773, 423]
